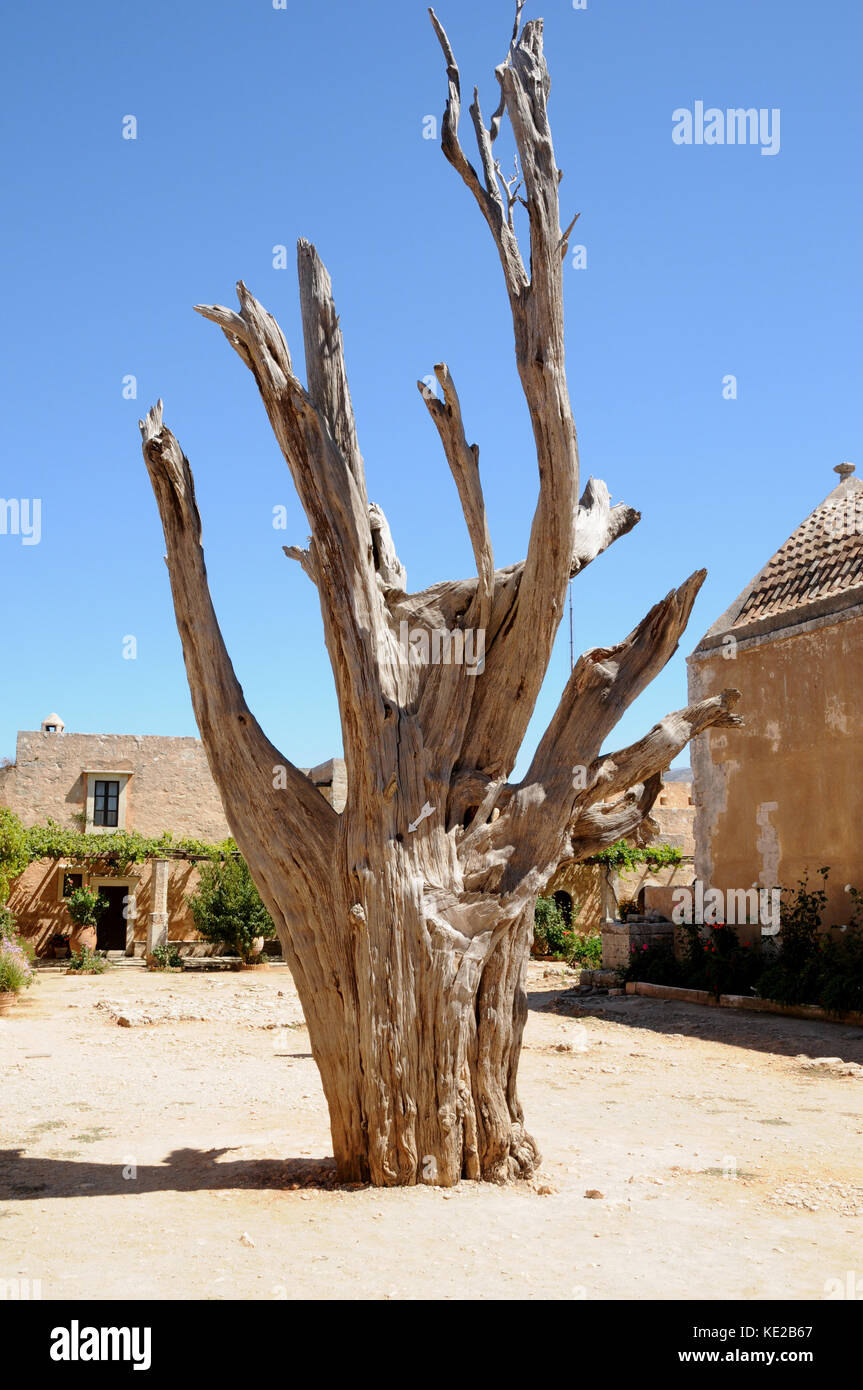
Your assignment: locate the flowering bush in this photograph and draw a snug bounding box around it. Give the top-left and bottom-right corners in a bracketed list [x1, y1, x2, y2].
[623, 873, 863, 1012]
[67, 946, 109, 974]
[532, 898, 598, 965]
[678, 922, 764, 998]
[625, 938, 681, 985]
[65, 885, 108, 928]
[0, 922, 35, 995]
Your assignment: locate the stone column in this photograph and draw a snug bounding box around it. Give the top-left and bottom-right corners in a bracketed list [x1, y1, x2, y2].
[125, 887, 139, 957]
[599, 865, 617, 924]
[146, 858, 170, 957]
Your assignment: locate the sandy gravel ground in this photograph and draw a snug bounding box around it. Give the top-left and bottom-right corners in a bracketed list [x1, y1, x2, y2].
[2, 963, 862, 1301]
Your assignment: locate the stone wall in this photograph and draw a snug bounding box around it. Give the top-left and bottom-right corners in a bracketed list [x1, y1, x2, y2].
[8, 856, 209, 957]
[688, 610, 863, 928]
[544, 861, 604, 931]
[602, 917, 675, 971]
[1, 729, 232, 840]
[544, 773, 695, 932]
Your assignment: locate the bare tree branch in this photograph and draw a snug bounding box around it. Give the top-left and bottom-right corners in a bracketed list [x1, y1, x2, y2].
[418, 363, 495, 625]
[428, 8, 528, 298]
[297, 238, 366, 492]
[586, 690, 743, 807]
[489, 0, 526, 144]
[494, 155, 523, 230]
[457, 573, 724, 895]
[368, 501, 407, 592]
[284, 542, 318, 585]
[196, 265, 399, 811]
[139, 401, 338, 871]
[430, 13, 580, 786]
[567, 775, 664, 862]
[524, 571, 705, 793]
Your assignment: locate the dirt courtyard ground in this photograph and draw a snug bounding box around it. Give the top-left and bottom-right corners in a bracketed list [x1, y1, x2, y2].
[2, 962, 862, 1301]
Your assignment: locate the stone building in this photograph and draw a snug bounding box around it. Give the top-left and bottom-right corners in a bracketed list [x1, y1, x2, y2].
[545, 768, 695, 932]
[1, 713, 345, 956]
[688, 463, 863, 930]
[0, 715, 232, 841]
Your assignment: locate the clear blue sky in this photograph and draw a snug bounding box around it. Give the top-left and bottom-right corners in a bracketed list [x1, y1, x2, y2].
[2, 0, 860, 781]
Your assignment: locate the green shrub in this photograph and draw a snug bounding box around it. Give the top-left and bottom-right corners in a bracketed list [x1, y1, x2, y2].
[0, 807, 28, 904]
[151, 943, 182, 970]
[533, 896, 570, 958]
[756, 871, 830, 1006]
[187, 857, 275, 963]
[567, 931, 602, 968]
[817, 925, 863, 1014]
[67, 946, 109, 974]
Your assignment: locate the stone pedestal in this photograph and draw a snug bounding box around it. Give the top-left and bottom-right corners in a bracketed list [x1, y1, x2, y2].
[146, 858, 170, 956]
[600, 920, 630, 970]
[147, 912, 168, 955]
[601, 916, 675, 971]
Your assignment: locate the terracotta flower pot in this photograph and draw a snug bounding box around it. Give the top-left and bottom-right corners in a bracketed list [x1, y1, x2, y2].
[70, 925, 97, 953]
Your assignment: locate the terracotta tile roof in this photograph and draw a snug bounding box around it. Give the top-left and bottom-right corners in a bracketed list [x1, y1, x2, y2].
[691, 468, 863, 653]
[734, 478, 863, 628]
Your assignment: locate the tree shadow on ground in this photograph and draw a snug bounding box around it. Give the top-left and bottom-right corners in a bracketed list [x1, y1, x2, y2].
[529, 987, 863, 1065]
[0, 1149, 348, 1201]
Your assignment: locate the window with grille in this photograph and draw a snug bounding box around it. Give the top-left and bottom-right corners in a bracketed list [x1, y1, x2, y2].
[93, 780, 120, 827]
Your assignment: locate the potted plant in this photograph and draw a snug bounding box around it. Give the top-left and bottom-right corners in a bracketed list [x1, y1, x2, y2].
[65, 885, 107, 953]
[50, 932, 71, 959]
[617, 897, 641, 923]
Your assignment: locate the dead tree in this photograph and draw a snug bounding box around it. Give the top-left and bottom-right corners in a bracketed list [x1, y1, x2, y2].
[140, 8, 740, 1186]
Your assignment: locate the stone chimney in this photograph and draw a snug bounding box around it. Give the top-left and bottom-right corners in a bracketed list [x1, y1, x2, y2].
[40, 713, 65, 733]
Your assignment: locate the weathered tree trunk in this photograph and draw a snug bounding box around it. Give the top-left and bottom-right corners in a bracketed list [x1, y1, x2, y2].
[140, 7, 741, 1186]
